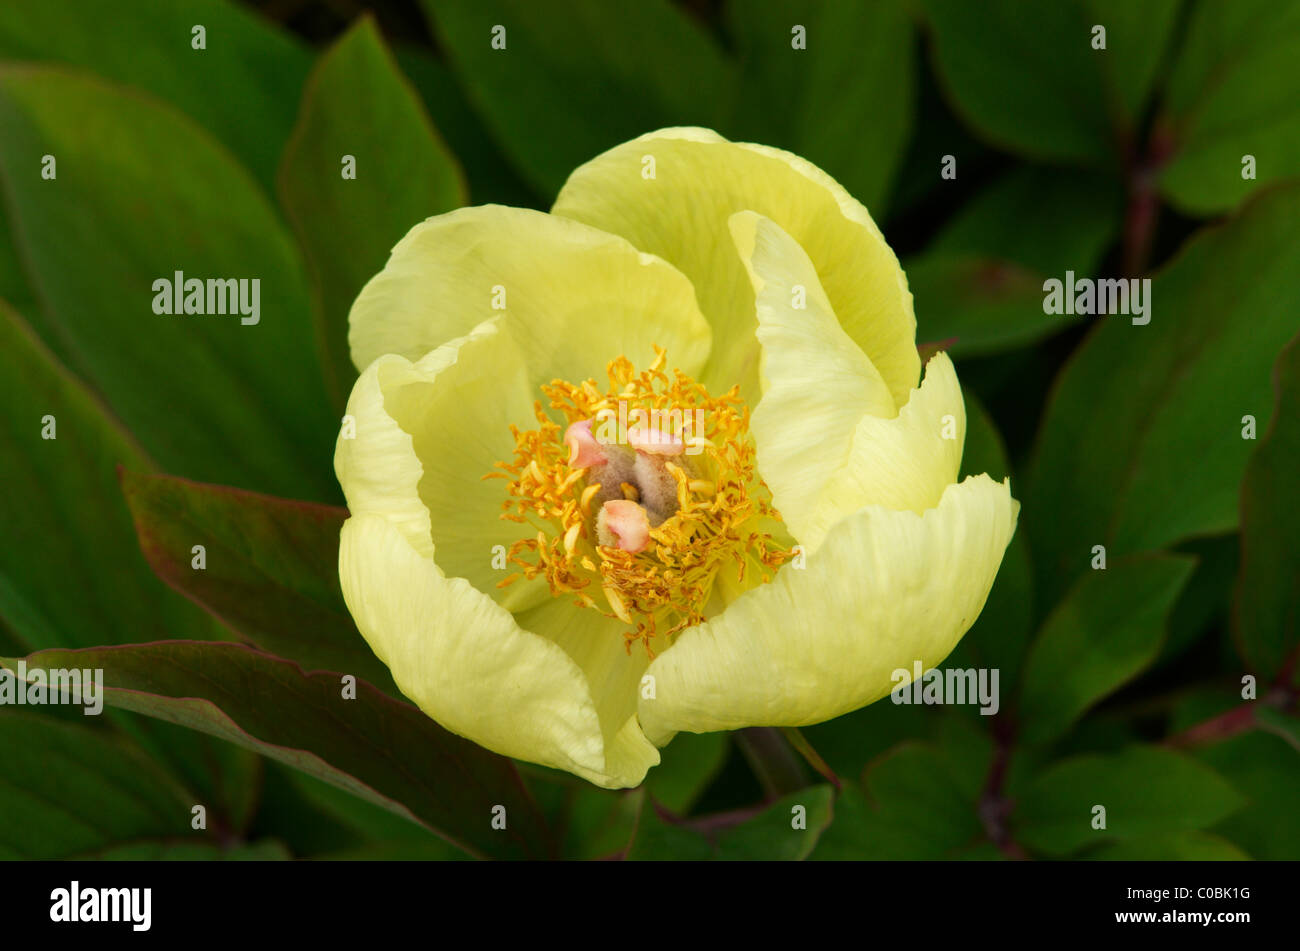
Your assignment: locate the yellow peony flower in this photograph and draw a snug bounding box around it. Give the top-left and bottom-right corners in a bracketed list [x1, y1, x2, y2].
[335, 128, 1019, 789]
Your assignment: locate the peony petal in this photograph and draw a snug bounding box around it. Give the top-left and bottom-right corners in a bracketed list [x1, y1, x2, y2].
[337, 322, 659, 788]
[637, 475, 1018, 743]
[335, 318, 546, 612]
[553, 128, 919, 404]
[733, 211, 966, 552]
[513, 596, 660, 787]
[341, 513, 653, 788]
[814, 351, 965, 535]
[334, 353, 440, 561]
[348, 204, 711, 386]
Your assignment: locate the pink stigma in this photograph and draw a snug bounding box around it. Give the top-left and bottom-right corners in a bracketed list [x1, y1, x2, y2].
[565, 419, 608, 468]
[597, 499, 650, 553]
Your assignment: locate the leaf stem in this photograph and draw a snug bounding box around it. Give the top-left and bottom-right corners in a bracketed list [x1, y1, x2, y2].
[1121, 119, 1176, 276]
[1165, 683, 1297, 750]
[780, 727, 841, 789]
[734, 727, 808, 799]
[978, 717, 1028, 860]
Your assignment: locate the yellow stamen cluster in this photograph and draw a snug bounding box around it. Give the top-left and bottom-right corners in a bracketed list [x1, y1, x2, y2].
[486, 348, 791, 656]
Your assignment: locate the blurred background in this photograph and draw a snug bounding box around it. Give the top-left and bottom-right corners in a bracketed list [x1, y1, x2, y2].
[0, 0, 1296, 860]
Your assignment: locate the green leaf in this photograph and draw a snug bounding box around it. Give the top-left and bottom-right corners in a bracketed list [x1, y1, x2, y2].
[1255, 708, 1300, 753]
[119, 470, 398, 696]
[72, 839, 293, 861]
[959, 390, 1016, 495]
[0, 306, 263, 829]
[1197, 731, 1300, 861]
[1027, 184, 1300, 607]
[909, 254, 1061, 357]
[277, 769, 466, 860]
[556, 786, 643, 860]
[0, 305, 214, 650]
[0, 578, 51, 654]
[1234, 333, 1300, 680]
[921, 0, 1181, 165]
[1084, 831, 1249, 860]
[806, 786, 876, 861]
[242, 762, 377, 857]
[780, 727, 842, 788]
[810, 717, 1000, 860]
[800, 702, 934, 781]
[1014, 745, 1243, 856]
[0, 711, 193, 859]
[1019, 554, 1194, 746]
[726, 0, 914, 214]
[278, 16, 466, 409]
[0, 209, 38, 326]
[128, 719, 264, 840]
[424, 0, 735, 196]
[927, 167, 1122, 276]
[1158, 0, 1300, 214]
[933, 712, 998, 802]
[0, 65, 337, 501]
[713, 786, 834, 860]
[395, 46, 542, 209]
[624, 786, 833, 860]
[961, 389, 1008, 485]
[1164, 534, 1239, 663]
[1085, 0, 1184, 121]
[812, 743, 984, 859]
[0, 0, 310, 194]
[1, 642, 553, 859]
[645, 731, 729, 816]
[623, 790, 715, 860]
[313, 840, 471, 861]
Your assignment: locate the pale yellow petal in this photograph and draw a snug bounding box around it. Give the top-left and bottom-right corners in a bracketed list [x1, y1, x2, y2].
[816, 351, 965, 539]
[734, 212, 964, 552]
[348, 204, 711, 385]
[341, 513, 646, 787]
[334, 352, 440, 562]
[335, 319, 545, 612]
[513, 596, 659, 788]
[336, 324, 658, 788]
[553, 128, 918, 403]
[637, 475, 1018, 743]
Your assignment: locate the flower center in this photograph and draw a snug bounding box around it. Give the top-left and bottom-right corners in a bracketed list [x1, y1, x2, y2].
[487, 347, 792, 656]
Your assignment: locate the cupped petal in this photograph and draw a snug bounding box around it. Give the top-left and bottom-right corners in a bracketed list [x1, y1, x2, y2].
[334, 351, 441, 562]
[337, 321, 659, 788]
[636, 475, 1018, 744]
[734, 211, 966, 553]
[812, 350, 964, 537]
[341, 513, 650, 788]
[513, 596, 660, 788]
[348, 204, 712, 386]
[553, 128, 919, 404]
[335, 318, 545, 612]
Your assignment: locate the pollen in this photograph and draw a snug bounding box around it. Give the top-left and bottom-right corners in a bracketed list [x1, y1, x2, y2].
[486, 347, 793, 656]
